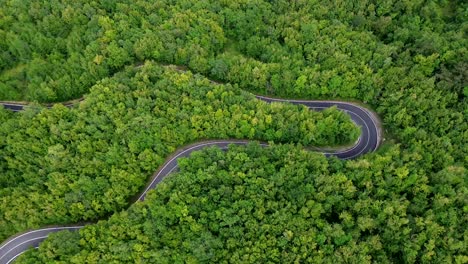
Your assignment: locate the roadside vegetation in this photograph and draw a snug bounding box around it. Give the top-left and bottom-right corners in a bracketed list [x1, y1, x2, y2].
[0, 0, 466, 262]
[0, 63, 358, 241]
[18, 144, 467, 263]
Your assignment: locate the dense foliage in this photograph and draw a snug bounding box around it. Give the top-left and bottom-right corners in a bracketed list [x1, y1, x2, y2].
[0, 0, 467, 262]
[18, 144, 467, 263]
[0, 63, 358, 240]
[1, 0, 466, 167]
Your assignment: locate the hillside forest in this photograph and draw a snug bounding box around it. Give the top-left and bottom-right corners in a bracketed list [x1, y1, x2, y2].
[0, 0, 466, 263]
[0, 63, 359, 240]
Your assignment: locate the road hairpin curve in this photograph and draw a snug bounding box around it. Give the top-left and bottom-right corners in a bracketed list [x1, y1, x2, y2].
[0, 73, 382, 264]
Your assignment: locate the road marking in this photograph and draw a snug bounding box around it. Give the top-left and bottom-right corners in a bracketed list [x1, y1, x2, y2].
[4, 246, 39, 264]
[255, 95, 380, 148]
[138, 141, 269, 201]
[0, 236, 48, 262]
[0, 226, 83, 251]
[5, 251, 26, 264]
[0, 89, 381, 264]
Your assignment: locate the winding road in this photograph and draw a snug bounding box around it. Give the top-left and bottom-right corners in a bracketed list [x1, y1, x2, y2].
[0, 93, 381, 263]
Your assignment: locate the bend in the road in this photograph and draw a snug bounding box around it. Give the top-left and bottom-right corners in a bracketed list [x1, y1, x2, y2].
[0, 90, 382, 264]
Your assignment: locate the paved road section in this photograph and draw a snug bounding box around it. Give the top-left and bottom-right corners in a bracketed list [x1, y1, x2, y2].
[0, 227, 83, 264]
[0, 103, 25, 112]
[0, 99, 82, 113]
[255, 95, 381, 159]
[0, 95, 381, 264]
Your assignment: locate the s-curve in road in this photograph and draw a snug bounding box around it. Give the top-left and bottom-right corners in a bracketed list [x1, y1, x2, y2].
[0, 95, 381, 264]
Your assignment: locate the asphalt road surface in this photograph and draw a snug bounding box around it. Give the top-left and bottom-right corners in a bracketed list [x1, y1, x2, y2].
[0, 103, 24, 112]
[0, 95, 381, 264]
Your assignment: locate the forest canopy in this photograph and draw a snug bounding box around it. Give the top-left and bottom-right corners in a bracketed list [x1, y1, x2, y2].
[0, 62, 358, 240]
[17, 144, 467, 263]
[0, 0, 467, 263]
[0, 0, 466, 169]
